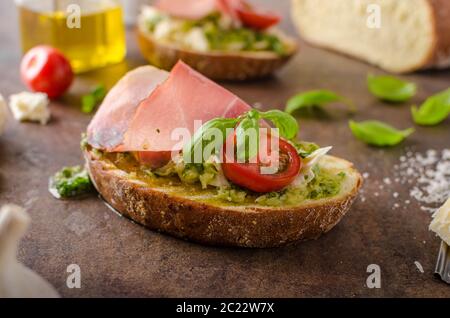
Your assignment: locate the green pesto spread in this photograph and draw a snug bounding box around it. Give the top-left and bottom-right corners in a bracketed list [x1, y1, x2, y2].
[143, 9, 288, 55]
[98, 149, 346, 207]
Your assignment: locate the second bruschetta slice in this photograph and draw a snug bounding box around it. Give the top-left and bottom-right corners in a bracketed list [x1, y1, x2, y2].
[136, 0, 298, 80]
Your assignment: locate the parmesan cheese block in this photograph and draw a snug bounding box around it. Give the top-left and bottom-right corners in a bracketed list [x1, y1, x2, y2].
[430, 198, 450, 245]
[291, 0, 450, 73]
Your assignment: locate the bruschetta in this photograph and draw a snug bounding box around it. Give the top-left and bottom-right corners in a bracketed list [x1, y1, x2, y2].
[136, 0, 298, 80]
[84, 61, 362, 247]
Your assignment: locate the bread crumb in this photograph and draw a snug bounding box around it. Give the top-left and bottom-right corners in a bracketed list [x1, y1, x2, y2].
[414, 261, 424, 273]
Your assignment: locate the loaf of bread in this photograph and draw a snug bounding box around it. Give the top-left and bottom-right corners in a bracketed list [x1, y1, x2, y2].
[291, 0, 450, 73]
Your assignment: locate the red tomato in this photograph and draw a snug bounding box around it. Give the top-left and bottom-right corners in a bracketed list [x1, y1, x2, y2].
[222, 133, 301, 193]
[136, 151, 172, 169]
[218, 0, 280, 30]
[236, 8, 281, 30]
[20, 45, 74, 99]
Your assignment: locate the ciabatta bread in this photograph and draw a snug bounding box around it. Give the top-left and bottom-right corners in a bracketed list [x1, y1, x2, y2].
[85, 149, 362, 248]
[291, 0, 450, 73]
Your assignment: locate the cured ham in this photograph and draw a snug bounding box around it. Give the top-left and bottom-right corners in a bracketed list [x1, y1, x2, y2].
[156, 0, 218, 20]
[87, 61, 251, 153]
[155, 0, 280, 30]
[118, 61, 251, 152]
[87, 66, 169, 151]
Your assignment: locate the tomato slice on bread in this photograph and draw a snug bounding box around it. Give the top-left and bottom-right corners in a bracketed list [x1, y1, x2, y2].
[136, 151, 172, 169]
[222, 132, 301, 193]
[218, 0, 280, 30]
[235, 6, 280, 30]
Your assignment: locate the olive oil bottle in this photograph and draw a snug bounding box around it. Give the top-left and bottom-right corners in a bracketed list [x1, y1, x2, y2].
[17, 0, 126, 73]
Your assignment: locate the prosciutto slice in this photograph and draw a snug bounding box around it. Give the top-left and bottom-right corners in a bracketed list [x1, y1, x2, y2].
[118, 61, 251, 152]
[155, 0, 280, 29]
[87, 66, 169, 151]
[156, 0, 219, 20]
[87, 61, 251, 153]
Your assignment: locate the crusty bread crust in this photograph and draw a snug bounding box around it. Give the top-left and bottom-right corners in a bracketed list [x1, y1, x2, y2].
[136, 28, 298, 81]
[423, 0, 450, 69]
[84, 149, 362, 248]
[291, 0, 450, 73]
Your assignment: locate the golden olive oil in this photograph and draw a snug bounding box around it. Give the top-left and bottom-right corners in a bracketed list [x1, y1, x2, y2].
[18, 3, 126, 73]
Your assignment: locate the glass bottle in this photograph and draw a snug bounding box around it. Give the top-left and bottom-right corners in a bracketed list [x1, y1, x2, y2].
[16, 0, 127, 73]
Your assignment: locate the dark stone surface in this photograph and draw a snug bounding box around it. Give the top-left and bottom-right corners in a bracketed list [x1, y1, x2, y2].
[0, 1, 448, 297]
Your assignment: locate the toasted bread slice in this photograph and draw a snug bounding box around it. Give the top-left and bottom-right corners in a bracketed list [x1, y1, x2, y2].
[85, 149, 362, 247]
[136, 26, 298, 81]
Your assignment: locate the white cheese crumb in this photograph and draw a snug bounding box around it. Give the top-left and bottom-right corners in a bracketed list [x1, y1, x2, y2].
[429, 198, 450, 245]
[393, 192, 399, 198]
[9, 92, 50, 125]
[362, 172, 370, 179]
[153, 19, 179, 40]
[0, 94, 7, 135]
[414, 261, 424, 273]
[383, 177, 391, 185]
[183, 27, 210, 52]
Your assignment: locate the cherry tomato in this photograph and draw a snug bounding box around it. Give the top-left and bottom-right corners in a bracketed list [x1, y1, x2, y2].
[20, 45, 74, 99]
[136, 151, 172, 169]
[222, 132, 301, 193]
[235, 8, 280, 30]
[218, 0, 280, 30]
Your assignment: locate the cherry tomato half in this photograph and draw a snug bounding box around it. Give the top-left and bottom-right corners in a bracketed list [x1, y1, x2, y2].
[135, 151, 172, 169]
[236, 8, 281, 30]
[218, 0, 280, 30]
[222, 132, 301, 193]
[20, 45, 74, 99]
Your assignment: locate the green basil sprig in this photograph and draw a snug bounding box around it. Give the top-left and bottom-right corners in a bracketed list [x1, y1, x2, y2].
[285, 90, 355, 114]
[367, 74, 416, 102]
[349, 120, 414, 147]
[82, 84, 107, 113]
[183, 109, 299, 163]
[183, 117, 238, 164]
[411, 88, 450, 125]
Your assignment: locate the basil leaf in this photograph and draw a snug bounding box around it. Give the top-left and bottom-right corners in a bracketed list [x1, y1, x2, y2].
[285, 90, 355, 114]
[411, 88, 450, 125]
[349, 120, 414, 147]
[183, 118, 238, 163]
[92, 85, 107, 101]
[82, 84, 107, 113]
[236, 116, 259, 162]
[367, 74, 416, 102]
[260, 109, 299, 139]
[183, 109, 300, 164]
[81, 95, 96, 113]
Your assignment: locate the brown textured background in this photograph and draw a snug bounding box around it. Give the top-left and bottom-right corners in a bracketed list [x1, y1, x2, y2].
[0, 1, 449, 297]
